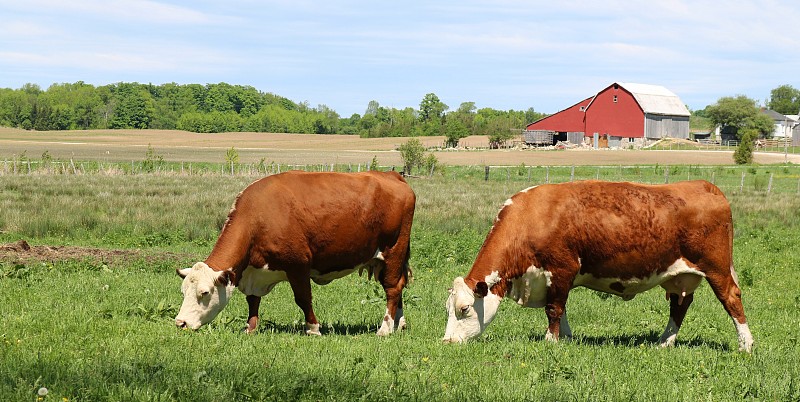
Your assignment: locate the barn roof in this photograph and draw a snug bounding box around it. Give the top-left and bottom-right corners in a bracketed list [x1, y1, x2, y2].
[615, 82, 690, 117]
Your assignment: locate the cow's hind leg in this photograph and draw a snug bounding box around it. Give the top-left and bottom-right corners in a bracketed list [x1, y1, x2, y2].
[705, 271, 754, 352]
[286, 270, 321, 336]
[659, 293, 694, 348]
[377, 246, 410, 336]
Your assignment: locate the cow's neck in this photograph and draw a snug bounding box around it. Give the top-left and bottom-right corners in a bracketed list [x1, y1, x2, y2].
[204, 219, 252, 284]
[465, 236, 536, 298]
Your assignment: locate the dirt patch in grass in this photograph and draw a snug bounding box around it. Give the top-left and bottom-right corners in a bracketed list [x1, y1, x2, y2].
[0, 239, 193, 267]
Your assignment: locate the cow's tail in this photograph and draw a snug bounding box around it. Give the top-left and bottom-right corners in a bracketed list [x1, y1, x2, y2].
[403, 241, 413, 286]
[727, 221, 740, 288]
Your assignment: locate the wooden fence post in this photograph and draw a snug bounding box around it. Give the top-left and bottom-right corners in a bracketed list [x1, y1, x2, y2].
[545, 166, 550, 184]
[570, 165, 575, 182]
[767, 173, 773, 195]
[740, 172, 745, 192]
[484, 166, 490, 181]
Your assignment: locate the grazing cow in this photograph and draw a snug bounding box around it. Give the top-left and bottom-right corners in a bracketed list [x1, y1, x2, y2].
[175, 170, 416, 336]
[443, 180, 754, 352]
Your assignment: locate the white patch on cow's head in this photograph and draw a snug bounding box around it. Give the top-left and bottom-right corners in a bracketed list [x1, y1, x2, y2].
[443, 277, 502, 343]
[175, 262, 236, 330]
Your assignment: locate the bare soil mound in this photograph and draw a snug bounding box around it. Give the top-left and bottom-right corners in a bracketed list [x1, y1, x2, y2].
[0, 239, 192, 267]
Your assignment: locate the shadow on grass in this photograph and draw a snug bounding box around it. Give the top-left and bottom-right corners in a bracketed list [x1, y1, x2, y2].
[255, 320, 377, 336]
[527, 330, 732, 352]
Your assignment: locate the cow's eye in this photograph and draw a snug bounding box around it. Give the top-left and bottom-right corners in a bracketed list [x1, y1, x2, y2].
[199, 290, 210, 298]
[460, 305, 470, 315]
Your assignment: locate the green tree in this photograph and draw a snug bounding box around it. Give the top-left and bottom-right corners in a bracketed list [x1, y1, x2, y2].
[488, 130, 516, 149]
[767, 85, 800, 115]
[419, 93, 448, 122]
[109, 83, 155, 129]
[706, 95, 758, 131]
[398, 138, 425, 175]
[225, 147, 240, 165]
[444, 118, 469, 148]
[705, 95, 773, 140]
[747, 113, 776, 139]
[733, 128, 758, 164]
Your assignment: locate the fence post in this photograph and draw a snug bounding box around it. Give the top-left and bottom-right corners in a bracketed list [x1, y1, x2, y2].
[545, 166, 550, 184]
[484, 166, 490, 181]
[710, 171, 715, 185]
[740, 172, 745, 192]
[767, 173, 773, 195]
[570, 165, 575, 182]
[527, 167, 531, 182]
[664, 167, 669, 184]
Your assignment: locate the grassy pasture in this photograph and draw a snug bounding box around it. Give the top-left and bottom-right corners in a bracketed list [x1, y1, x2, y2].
[1, 168, 800, 401]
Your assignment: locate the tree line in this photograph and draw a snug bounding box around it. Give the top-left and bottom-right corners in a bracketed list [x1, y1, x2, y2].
[0, 81, 544, 146]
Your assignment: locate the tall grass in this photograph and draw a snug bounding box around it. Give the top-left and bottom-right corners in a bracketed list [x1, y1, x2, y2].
[1, 171, 799, 400]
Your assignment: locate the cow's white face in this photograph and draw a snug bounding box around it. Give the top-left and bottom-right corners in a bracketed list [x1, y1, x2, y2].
[175, 262, 236, 330]
[443, 276, 502, 343]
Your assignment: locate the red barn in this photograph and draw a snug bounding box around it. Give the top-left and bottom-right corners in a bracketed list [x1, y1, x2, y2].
[526, 82, 690, 147]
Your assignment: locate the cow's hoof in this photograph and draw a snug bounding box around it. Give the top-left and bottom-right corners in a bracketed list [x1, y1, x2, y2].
[305, 323, 321, 336]
[376, 315, 395, 336]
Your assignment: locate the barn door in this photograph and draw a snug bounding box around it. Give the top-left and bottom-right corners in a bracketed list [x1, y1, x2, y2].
[599, 134, 609, 148]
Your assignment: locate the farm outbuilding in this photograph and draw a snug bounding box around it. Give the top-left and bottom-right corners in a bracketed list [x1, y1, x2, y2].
[525, 82, 690, 147]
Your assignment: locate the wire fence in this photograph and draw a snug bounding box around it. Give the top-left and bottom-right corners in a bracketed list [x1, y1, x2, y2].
[3, 157, 799, 196]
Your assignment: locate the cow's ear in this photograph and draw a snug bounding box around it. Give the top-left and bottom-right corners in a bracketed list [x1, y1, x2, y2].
[473, 281, 488, 298]
[215, 269, 233, 287]
[176, 267, 192, 278]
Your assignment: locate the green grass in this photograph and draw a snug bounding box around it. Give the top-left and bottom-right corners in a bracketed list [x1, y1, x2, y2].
[1, 170, 800, 401]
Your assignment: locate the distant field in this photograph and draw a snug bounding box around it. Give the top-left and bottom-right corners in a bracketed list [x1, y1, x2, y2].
[2, 127, 798, 166]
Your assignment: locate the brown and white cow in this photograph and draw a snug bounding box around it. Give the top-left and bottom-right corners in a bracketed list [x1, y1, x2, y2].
[175, 170, 416, 336]
[443, 180, 754, 352]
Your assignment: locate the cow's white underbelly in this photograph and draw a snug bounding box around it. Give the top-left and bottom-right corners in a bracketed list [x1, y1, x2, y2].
[573, 258, 706, 300]
[507, 258, 706, 306]
[239, 250, 386, 293]
[311, 267, 357, 285]
[238, 265, 288, 296]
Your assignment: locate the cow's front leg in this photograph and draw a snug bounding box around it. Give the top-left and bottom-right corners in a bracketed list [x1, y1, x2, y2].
[245, 295, 261, 333]
[544, 281, 570, 342]
[377, 285, 404, 336]
[287, 271, 321, 336]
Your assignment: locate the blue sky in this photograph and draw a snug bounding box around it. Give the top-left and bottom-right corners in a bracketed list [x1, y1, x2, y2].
[1, 0, 798, 117]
